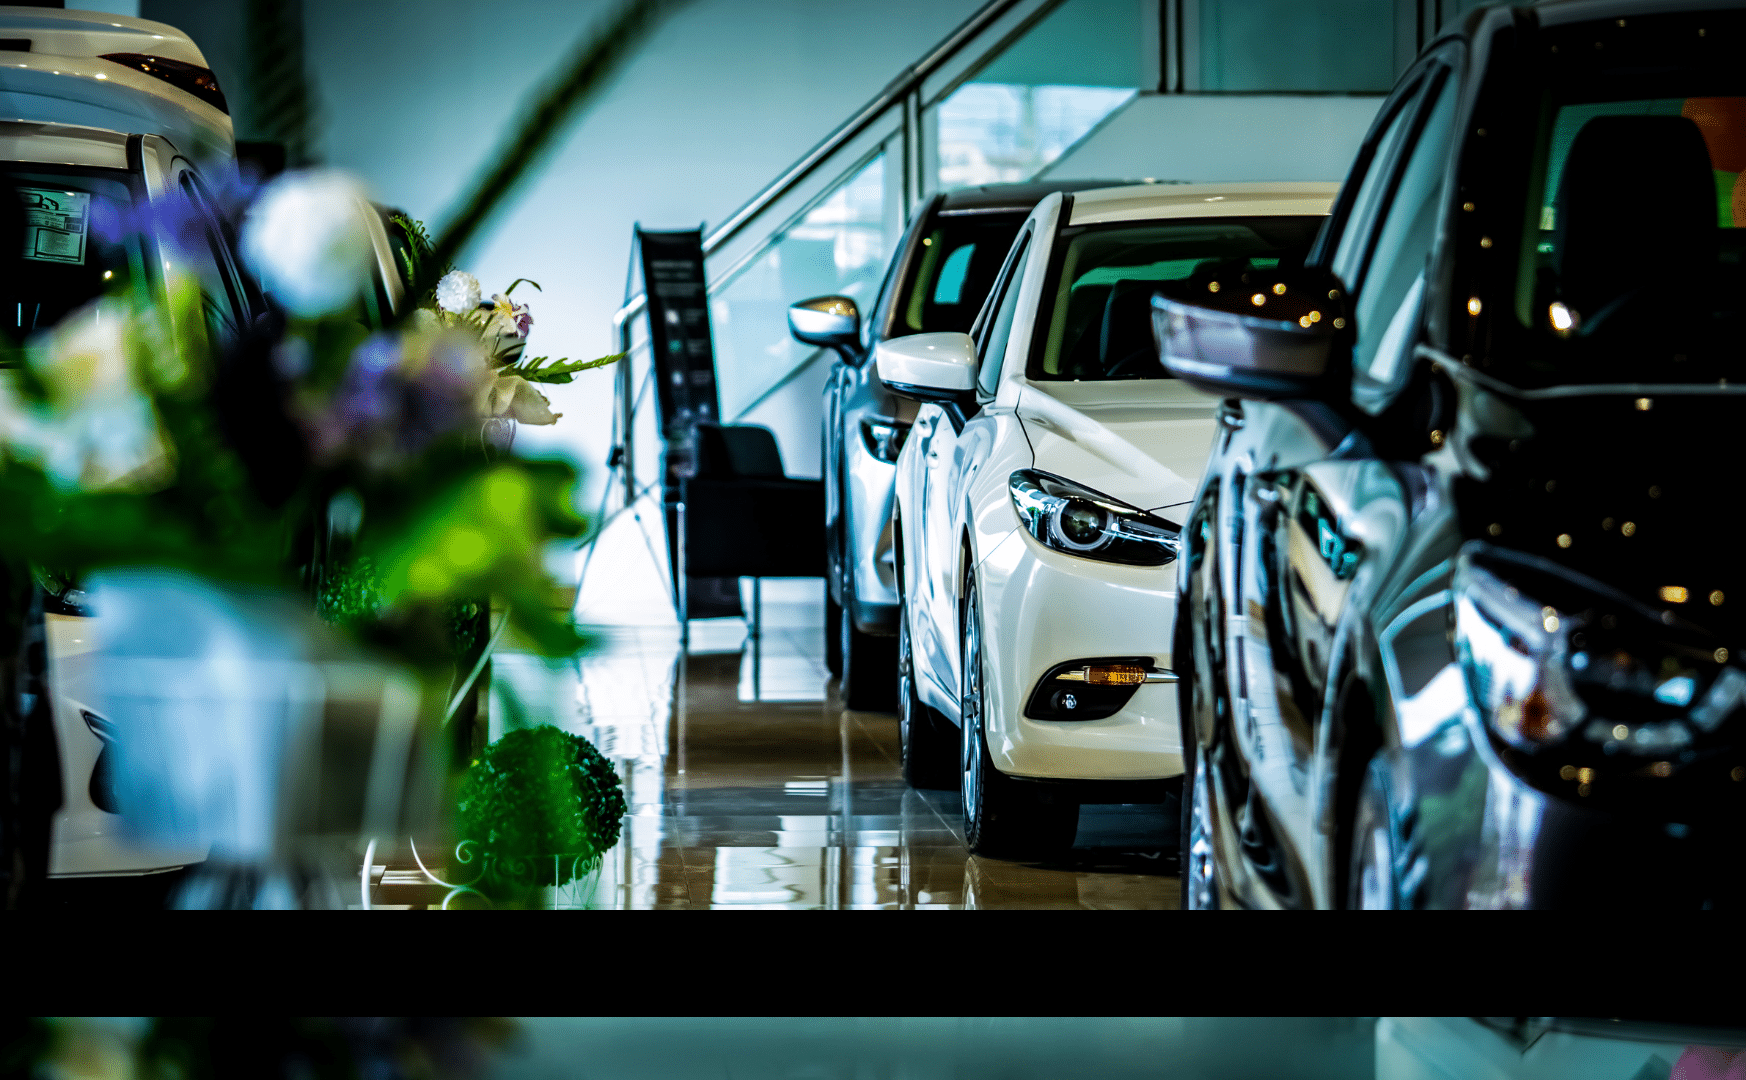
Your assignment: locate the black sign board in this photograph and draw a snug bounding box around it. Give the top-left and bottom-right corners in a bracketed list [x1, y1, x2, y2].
[637, 227, 720, 435]
[636, 227, 740, 619]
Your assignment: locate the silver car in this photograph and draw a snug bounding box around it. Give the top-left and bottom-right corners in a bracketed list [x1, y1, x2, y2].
[789, 179, 1125, 709]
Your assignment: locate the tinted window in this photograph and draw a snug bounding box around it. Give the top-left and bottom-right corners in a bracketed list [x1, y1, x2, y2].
[0, 168, 142, 342]
[893, 212, 1025, 336]
[178, 171, 247, 345]
[1330, 80, 1424, 287]
[1030, 216, 1325, 381]
[977, 233, 1030, 397]
[1468, 11, 1746, 387]
[1353, 69, 1457, 388]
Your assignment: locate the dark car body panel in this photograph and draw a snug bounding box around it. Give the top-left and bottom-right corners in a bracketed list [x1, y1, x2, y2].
[1176, 0, 1746, 908]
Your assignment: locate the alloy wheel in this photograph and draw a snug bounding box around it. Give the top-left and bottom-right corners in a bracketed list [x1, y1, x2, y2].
[1185, 748, 1218, 909]
[960, 583, 986, 833]
[1356, 824, 1396, 909]
[898, 604, 917, 769]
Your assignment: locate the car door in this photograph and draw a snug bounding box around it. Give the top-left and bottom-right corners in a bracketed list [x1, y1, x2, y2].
[1223, 50, 1461, 908]
[915, 226, 1032, 705]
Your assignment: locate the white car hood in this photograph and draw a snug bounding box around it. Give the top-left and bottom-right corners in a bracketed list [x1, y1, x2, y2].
[1016, 379, 1219, 517]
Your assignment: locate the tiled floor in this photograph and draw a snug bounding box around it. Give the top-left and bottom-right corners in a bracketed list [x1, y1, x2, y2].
[377, 579, 1179, 910]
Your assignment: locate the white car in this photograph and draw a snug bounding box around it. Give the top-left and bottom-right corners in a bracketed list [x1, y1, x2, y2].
[880, 181, 1335, 856]
[0, 7, 234, 168]
[0, 117, 261, 879]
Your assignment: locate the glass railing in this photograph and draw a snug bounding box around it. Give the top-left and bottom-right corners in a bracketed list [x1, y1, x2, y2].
[711, 154, 888, 420]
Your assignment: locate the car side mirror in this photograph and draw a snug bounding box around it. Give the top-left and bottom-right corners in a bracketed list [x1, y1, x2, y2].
[788, 295, 860, 361]
[874, 331, 978, 431]
[1150, 266, 1352, 400]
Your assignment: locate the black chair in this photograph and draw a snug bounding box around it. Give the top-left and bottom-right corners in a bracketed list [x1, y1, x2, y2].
[677, 422, 824, 657]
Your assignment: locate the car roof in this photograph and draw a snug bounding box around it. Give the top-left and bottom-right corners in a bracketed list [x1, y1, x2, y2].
[0, 7, 212, 67]
[937, 178, 1164, 214]
[0, 118, 132, 170]
[1065, 181, 1340, 226]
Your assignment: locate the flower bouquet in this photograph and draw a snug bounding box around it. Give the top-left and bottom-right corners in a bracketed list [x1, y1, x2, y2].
[390, 214, 622, 449]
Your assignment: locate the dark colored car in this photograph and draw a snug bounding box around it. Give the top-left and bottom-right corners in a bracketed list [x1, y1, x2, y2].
[789, 179, 1129, 709]
[1156, 0, 1746, 907]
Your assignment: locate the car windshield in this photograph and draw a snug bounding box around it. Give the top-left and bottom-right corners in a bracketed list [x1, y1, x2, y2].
[1030, 216, 1324, 380]
[0, 166, 143, 344]
[1486, 13, 1746, 386]
[891, 212, 1026, 336]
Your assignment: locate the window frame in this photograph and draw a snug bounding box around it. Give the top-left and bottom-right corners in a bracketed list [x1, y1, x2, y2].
[974, 227, 1032, 400]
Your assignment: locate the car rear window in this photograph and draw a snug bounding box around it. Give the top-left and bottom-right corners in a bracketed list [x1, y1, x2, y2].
[0, 166, 143, 342]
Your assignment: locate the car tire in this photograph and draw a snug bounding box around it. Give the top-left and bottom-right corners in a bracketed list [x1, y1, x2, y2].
[959, 573, 1077, 858]
[839, 567, 897, 712]
[1180, 730, 1220, 909]
[1347, 757, 1400, 910]
[1180, 499, 1226, 909]
[824, 582, 843, 679]
[898, 594, 954, 789]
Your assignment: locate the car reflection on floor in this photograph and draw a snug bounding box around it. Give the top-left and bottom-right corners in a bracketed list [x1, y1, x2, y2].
[372, 579, 1178, 910]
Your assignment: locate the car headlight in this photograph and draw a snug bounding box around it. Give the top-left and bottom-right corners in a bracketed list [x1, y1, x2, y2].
[860, 418, 909, 463]
[1453, 543, 1745, 799]
[1008, 470, 1179, 566]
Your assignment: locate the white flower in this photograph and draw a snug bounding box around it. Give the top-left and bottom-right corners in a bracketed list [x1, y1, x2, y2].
[478, 374, 560, 424]
[436, 271, 482, 315]
[240, 169, 378, 318]
[0, 298, 173, 490]
[484, 293, 532, 338]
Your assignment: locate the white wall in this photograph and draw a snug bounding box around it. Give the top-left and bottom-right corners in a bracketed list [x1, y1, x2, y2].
[319, 0, 987, 494]
[146, 0, 985, 499]
[1045, 92, 1383, 183]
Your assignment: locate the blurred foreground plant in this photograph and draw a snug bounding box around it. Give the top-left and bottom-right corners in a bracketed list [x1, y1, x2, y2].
[0, 0, 686, 906]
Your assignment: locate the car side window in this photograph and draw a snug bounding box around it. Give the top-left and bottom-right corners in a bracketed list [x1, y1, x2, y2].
[975, 233, 1030, 398]
[1329, 77, 1427, 288]
[1352, 67, 1458, 391]
[176, 171, 247, 345]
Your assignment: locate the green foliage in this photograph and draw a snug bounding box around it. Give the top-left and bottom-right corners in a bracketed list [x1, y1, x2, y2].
[315, 555, 383, 628]
[455, 723, 626, 899]
[388, 212, 447, 306]
[504, 352, 623, 384]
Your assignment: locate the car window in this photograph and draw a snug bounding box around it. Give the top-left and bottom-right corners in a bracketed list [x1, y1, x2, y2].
[1329, 76, 1426, 288]
[0, 167, 143, 342]
[1030, 216, 1325, 381]
[176, 171, 246, 346]
[976, 232, 1030, 397]
[1352, 67, 1457, 389]
[895, 213, 1025, 336]
[1462, 8, 1746, 389]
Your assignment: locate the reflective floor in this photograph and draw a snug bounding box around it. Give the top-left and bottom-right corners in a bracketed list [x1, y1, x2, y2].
[378, 578, 1179, 909]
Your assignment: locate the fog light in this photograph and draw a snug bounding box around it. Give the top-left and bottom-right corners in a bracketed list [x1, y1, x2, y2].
[1087, 664, 1147, 686]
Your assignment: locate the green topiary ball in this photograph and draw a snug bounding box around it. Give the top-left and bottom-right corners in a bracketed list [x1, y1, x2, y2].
[455, 724, 626, 894]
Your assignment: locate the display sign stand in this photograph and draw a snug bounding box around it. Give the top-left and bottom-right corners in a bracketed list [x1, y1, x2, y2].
[632, 225, 741, 627]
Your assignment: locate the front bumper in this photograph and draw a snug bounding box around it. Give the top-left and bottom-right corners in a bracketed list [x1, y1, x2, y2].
[1399, 698, 1746, 908]
[846, 434, 899, 635]
[979, 529, 1183, 781]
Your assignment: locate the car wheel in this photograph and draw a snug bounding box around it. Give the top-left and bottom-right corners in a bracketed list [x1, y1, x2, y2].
[1181, 734, 1220, 909]
[839, 567, 897, 712]
[824, 582, 843, 679]
[959, 573, 1077, 858]
[898, 593, 954, 789]
[1180, 499, 1227, 909]
[1347, 757, 1399, 910]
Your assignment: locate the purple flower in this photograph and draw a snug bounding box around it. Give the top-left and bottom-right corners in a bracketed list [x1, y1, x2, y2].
[304, 330, 489, 470]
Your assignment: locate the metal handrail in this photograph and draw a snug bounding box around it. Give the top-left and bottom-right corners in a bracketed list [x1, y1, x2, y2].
[608, 0, 1022, 332]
